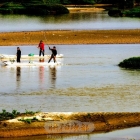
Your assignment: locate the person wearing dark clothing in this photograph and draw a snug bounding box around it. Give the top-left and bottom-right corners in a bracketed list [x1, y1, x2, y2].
[38, 40, 45, 57]
[16, 47, 21, 63]
[48, 46, 57, 63]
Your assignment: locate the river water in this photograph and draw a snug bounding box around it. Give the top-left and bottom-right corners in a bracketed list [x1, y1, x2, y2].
[0, 11, 140, 32]
[0, 11, 140, 139]
[0, 44, 140, 112]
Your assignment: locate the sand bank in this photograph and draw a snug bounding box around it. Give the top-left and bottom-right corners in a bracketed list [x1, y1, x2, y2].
[0, 29, 140, 46]
[0, 112, 140, 137]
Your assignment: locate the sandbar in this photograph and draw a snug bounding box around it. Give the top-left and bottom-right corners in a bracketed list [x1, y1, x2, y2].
[0, 29, 140, 46]
[0, 112, 140, 137]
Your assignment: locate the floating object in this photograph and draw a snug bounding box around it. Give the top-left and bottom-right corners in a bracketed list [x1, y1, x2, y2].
[0, 54, 64, 59]
[28, 53, 34, 56]
[28, 53, 34, 63]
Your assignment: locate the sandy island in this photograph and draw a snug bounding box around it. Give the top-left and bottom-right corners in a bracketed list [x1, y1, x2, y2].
[0, 29, 140, 46]
[0, 112, 140, 137]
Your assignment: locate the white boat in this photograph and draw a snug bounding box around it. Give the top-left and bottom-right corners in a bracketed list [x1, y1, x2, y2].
[0, 54, 64, 59]
[2, 61, 61, 67]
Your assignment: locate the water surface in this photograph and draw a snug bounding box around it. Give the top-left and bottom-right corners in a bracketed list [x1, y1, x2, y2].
[1, 126, 140, 140]
[0, 44, 140, 112]
[0, 11, 140, 32]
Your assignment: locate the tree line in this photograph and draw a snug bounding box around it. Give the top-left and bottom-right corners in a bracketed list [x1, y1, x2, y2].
[0, 0, 140, 5]
[0, 0, 140, 9]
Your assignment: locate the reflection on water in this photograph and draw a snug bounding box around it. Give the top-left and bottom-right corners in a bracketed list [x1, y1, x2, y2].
[49, 66, 57, 88]
[16, 67, 21, 90]
[39, 66, 45, 86]
[39, 58, 45, 86]
[1, 127, 140, 140]
[16, 67, 21, 81]
[0, 11, 140, 32]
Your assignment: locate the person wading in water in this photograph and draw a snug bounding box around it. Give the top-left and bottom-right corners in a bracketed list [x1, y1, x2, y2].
[48, 46, 57, 63]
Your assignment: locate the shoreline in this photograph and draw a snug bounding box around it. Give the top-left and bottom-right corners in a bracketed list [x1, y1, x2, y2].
[0, 112, 140, 138]
[0, 29, 140, 46]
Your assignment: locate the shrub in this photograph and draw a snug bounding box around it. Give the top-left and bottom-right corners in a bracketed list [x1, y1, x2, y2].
[108, 9, 122, 17]
[0, 2, 69, 15]
[123, 7, 140, 17]
[0, 109, 20, 121]
[118, 57, 140, 69]
[48, 4, 69, 14]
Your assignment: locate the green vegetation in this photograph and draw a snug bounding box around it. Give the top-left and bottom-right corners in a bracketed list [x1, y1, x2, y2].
[122, 7, 140, 17]
[118, 57, 140, 69]
[25, 109, 36, 115]
[0, 2, 69, 15]
[0, 109, 40, 121]
[0, 109, 20, 121]
[0, 0, 140, 18]
[18, 117, 39, 124]
[0, 0, 96, 5]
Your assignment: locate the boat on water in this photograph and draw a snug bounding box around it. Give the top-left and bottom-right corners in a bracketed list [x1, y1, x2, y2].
[2, 61, 61, 67]
[0, 54, 64, 59]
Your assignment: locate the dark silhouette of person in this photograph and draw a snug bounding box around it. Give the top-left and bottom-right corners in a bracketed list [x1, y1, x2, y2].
[48, 46, 57, 63]
[16, 47, 21, 63]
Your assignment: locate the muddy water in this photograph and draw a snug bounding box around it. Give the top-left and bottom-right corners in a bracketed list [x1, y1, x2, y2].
[0, 44, 140, 112]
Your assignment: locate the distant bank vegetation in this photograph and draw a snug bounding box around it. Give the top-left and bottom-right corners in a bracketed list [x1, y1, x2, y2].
[0, 0, 95, 15]
[119, 57, 140, 69]
[107, 0, 140, 17]
[108, 7, 140, 17]
[0, 0, 140, 17]
[0, 2, 69, 15]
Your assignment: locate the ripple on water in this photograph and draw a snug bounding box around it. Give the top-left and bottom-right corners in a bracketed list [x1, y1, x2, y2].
[0, 84, 140, 112]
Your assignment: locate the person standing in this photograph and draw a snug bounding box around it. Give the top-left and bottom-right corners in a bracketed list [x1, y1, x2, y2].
[48, 46, 57, 63]
[38, 40, 45, 57]
[16, 47, 21, 63]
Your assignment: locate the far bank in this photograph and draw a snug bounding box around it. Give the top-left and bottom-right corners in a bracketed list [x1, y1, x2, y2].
[0, 29, 140, 46]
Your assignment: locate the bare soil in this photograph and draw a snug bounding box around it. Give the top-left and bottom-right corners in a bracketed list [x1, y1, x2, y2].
[0, 29, 140, 46]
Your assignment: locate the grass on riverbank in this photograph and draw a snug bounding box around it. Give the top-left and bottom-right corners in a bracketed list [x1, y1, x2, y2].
[0, 109, 39, 121]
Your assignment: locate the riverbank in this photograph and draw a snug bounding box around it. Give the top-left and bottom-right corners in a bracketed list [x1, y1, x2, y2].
[0, 112, 140, 137]
[0, 29, 140, 46]
[66, 4, 111, 13]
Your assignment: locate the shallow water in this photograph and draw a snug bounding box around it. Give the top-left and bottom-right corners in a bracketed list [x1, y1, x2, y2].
[0, 44, 140, 112]
[1, 127, 140, 140]
[0, 11, 140, 32]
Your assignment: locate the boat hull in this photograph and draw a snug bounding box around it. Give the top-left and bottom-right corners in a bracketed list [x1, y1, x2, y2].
[2, 61, 61, 67]
[0, 54, 63, 59]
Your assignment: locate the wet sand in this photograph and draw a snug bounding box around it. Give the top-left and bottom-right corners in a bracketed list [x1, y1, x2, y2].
[0, 29, 140, 46]
[0, 112, 140, 137]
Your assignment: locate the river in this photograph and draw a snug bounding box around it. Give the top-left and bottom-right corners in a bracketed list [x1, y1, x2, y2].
[0, 10, 140, 139]
[0, 11, 140, 32]
[0, 44, 140, 112]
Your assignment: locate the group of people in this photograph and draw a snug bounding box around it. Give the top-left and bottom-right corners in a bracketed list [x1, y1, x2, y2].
[16, 40, 57, 63]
